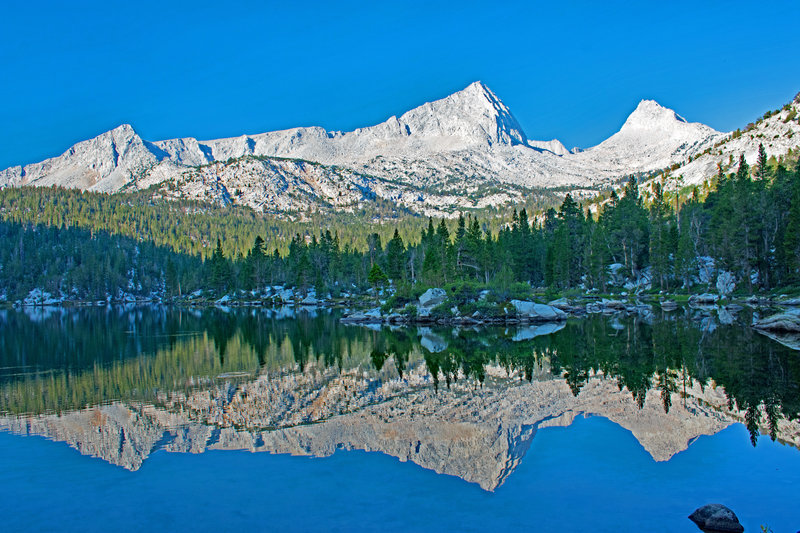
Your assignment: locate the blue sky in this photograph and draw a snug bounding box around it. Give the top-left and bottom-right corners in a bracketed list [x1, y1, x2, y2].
[1, 0, 799, 169]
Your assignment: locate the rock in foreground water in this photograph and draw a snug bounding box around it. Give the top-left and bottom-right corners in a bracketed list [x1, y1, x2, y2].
[688, 503, 744, 532]
[753, 312, 800, 333]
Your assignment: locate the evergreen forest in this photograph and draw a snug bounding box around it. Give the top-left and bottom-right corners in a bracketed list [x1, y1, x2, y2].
[1, 145, 799, 302]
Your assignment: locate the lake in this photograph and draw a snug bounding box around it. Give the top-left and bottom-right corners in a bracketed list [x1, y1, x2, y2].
[1, 305, 798, 531]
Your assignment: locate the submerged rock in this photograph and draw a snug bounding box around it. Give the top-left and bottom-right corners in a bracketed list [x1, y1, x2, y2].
[688, 503, 744, 532]
[660, 300, 678, 311]
[341, 308, 383, 324]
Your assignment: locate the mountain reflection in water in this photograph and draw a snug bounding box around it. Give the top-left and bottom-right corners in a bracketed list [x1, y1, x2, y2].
[1, 305, 798, 490]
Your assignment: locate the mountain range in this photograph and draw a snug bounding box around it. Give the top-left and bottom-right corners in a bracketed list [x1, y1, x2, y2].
[2, 82, 798, 215]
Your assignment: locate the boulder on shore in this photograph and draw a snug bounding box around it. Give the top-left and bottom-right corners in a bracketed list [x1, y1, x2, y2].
[600, 298, 626, 310]
[419, 288, 447, 308]
[341, 308, 383, 324]
[510, 300, 566, 321]
[547, 298, 571, 310]
[300, 295, 319, 306]
[688, 503, 744, 533]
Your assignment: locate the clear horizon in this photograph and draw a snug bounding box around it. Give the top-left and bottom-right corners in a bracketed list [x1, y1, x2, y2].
[1, 0, 799, 169]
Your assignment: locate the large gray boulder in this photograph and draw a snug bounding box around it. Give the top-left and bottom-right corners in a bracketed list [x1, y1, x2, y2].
[419, 288, 447, 308]
[547, 298, 571, 310]
[688, 503, 744, 532]
[600, 298, 626, 310]
[690, 293, 719, 305]
[277, 288, 295, 303]
[753, 313, 800, 333]
[341, 307, 383, 324]
[510, 300, 566, 321]
[716, 271, 736, 298]
[300, 295, 319, 306]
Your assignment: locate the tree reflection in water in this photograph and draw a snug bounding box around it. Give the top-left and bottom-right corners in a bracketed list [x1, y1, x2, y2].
[0, 306, 797, 446]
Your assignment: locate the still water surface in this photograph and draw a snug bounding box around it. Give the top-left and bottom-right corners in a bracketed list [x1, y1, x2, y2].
[0, 305, 798, 531]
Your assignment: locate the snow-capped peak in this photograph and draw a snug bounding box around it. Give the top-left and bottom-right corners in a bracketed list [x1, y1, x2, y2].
[620, 99, 688, 131]
[392, 81, 528, 147]
[1, 83, 751, 217]
[572, 99, 726, 174]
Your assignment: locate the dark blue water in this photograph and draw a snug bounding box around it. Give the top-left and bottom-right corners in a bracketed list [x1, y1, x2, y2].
[2, 416, 797, 532]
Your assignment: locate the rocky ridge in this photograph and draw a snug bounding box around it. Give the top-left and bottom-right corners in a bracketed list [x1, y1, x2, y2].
[0, 82, 739, 215]
[653, 91, 800, 188]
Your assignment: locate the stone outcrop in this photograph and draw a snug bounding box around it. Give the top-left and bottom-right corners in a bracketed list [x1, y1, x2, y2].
[1, 82, 746, 217]
[690, 293, 720, 305]
[510, 300, 566, 321]
[418, 288, 447, 309]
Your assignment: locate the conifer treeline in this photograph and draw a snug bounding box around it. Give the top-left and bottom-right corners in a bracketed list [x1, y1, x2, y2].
[228, 147, 799, 297]
[0, 186, 428, 259]
[1, 146, 798, 300]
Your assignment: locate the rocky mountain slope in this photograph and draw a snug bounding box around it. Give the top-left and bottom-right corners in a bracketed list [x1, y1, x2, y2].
[650, 92, 800, 188]
[572, 99, 726, 175]
[8, 82, 792, 215]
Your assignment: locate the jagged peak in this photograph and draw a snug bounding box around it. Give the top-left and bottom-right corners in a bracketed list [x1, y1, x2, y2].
[458, 80, 494, 97]
[393, 81, 527, 146]
[99, 124, 139, 141]
[111, 123, 136, 133]
[439, 81, 509, 116]
[621, 99, 688, 130]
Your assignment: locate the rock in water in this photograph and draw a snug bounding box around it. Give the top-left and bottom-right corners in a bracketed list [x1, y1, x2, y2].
[688, 503, 744, 532]
[510, 300, 567, 321]
[753, 313, 800, 333]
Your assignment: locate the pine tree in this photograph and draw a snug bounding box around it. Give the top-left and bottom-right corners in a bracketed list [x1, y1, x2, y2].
[210, 238, 231, 295]
[784, 161, 800, 282]
[385, 229, 406, 281]
[649, 182, 674, 291]
[367, 263, 389, 290]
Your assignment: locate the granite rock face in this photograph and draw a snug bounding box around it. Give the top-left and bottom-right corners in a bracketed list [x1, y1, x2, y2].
[510, 300, 567, 321]
[418, 288, 447, 308]
[0, 83, 744, 216]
